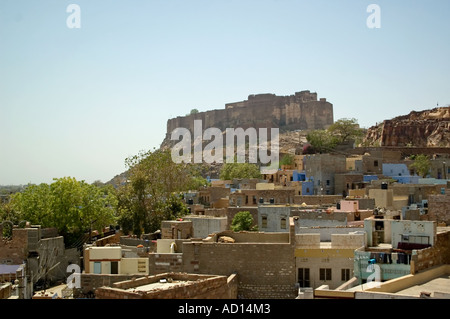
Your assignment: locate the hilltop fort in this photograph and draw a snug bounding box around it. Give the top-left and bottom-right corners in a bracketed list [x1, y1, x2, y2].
[161, 90, 334, 148]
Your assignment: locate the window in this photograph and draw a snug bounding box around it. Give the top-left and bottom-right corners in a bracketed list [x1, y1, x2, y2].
[93, 262, 101, 274]
[298, 268, 310, 288]
[138, 260, 147, 273]
[261, 216, 268, 228]
[341, 269, 351, 281]
[374, 160, 378, 167]
[319, 268, 332, 281]
[280, 217, 287, 229]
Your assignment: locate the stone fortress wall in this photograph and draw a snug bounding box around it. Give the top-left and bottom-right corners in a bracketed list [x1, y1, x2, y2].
[163, 90, 334, 146]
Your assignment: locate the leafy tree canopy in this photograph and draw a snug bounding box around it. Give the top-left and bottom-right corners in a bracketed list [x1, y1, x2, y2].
[230, 211, 257, 232]
[117, 148, 202, 236]
[327, 118, 365, 144]
[9, 177, 117, 244]
[219, 162, 262, 180]
[409, 154, 431, 178]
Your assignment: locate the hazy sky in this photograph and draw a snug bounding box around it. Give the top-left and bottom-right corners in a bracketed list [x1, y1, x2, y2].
[1, 0, 449, 185]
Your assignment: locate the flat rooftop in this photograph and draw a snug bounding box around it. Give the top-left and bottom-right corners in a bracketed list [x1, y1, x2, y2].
[127, 279, 195, 293]
[395, 275, 450, 297]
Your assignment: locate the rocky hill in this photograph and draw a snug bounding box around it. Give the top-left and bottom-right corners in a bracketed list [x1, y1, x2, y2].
[362, 107, 450, 147]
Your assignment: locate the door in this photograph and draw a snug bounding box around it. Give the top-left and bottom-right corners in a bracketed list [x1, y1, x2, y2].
[111, 261, 118, 274]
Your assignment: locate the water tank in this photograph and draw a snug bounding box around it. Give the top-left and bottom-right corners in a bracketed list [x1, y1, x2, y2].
[259, 197, 264, 204]
[269, 198, 275, 204]
[381, 182, 388, 190]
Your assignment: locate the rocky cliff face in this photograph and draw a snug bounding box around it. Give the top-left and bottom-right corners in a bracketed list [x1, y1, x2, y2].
[362, 107, 450, 147]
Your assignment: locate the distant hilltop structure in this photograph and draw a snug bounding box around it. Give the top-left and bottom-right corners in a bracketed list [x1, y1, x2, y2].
[162, 90, 334, 148]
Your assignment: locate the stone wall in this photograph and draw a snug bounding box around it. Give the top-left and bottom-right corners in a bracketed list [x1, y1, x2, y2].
[428, 192, 450, 225]
[149, 253, 183, 274]
[95, 273, 238, 299]
[0, 283, 12, 299]
[75, 273, 138, 296]
[180, 223, 296, 299]
[0, 228, 29, 264]
[413, 230, 450, 273]
[293, 195, 341, 205]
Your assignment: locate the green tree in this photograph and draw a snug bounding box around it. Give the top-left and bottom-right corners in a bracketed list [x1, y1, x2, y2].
[230, 211, 256, 232]
[327, 118, 365, 144]
[117, 148, 199, 236]
[280, 154, 294, 167]
[306, 130, 338, 153]
[10, 177, 117, 244]
[219, 162, 261, 180]
[410, 154, 431, 178]
[186, 108, 199, 116]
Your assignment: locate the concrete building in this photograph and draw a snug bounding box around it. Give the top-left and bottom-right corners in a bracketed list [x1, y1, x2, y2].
[295, 232, 366, 289]
[353, 218, 438, 286]
[303, 154, 347, 195]
[83, 246, 149, 275]
[183, 215, 228, 238]
[312, 225, 450, 299]
[0, 225, 79, 296]
[148, 220, 298, 299]
[258, 205, 291, 232]
[161, 220, 193, 240]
